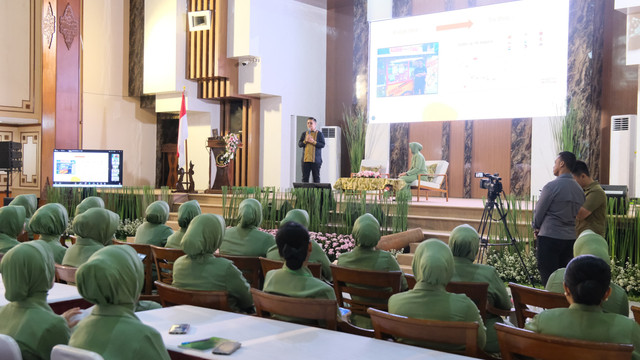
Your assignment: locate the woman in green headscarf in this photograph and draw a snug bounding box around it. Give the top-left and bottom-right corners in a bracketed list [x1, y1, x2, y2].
[69, 245, 170, 359]
[165, 200, 201, 249]
[545, 231, 629, 316]
[448, 224, 510, 353]
[388, 239, 486, 351]
[0, 241, 79, 360]
[172, 214, 253, 313]
[220, 198, 275, 256]
[9, 194, 37, 240]
[134, 200, 173, 247]
[62, 208, 120, 267]
[265, 209, 333, 281]
[29, 203, 69, 264]
[399, 142, 427, 185]
[0, 205, 26, 254]
[75, 196, 104, 216]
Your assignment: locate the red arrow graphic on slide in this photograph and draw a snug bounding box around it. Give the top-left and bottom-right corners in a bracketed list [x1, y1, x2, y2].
[436, 20, 473, 31]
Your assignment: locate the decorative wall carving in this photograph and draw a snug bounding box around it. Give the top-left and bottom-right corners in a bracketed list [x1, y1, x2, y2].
[59, 3, 78, 50]
[20, 132, 39, 188]
[43, 2, 56, 49]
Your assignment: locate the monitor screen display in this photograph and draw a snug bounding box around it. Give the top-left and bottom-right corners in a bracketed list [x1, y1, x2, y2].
[53, 149, 123, 188]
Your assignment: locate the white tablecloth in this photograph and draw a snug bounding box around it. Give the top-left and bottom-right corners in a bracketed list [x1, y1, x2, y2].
[0, 278, 82, 307]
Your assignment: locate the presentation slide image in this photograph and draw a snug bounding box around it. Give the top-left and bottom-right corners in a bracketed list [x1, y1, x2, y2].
[56, 160, 75, 175]
[54, 152, 109, 183]
[376, 42, 439, 97]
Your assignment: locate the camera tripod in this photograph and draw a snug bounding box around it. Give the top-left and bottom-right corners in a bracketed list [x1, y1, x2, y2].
[477, 190, 535, 287]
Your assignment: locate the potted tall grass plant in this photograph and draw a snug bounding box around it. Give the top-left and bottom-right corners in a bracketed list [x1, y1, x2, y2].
[342, 105, 367, 174]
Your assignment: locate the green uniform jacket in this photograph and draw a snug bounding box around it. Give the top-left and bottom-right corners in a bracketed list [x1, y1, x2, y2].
[165, 200, 200, 249]
[171, 214, 253, 312]
[399, 142, 427, 184]
[525, 304, 640, 360]
[9, 194, 37, 240]
[388, 239, 486, 351]
[448, 224, 511, 353]
[575, 181, 607, 237]
[0, 241, 70, 360]
[30, 203, 69, 264]
[62, 208, 119, 267]
[545, 231, 629, 316]
[0, 206, 25, 254]
[134, 201, 173, 247]
[71, 244, 170, 360]
[220, 227, 275, 257]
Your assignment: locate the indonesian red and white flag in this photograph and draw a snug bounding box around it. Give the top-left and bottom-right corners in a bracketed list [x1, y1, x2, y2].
[177, 91, 188, 169]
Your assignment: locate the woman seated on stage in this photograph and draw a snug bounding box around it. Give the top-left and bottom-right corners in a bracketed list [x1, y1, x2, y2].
[165, 200, 201, 249]
[172, 214, 253, 313]
[448, 224, 511, 353]
[526, 255, 640, 358]
[265, 209, 333, 281]
[75, 196, 104, 215]
[62, 208, 119, 267]
[545, 230, 629, 316]
[0, 241, 80, 360]
[9, 194, 37, 240]
[219, 198, 275, 257]
[134, 200, 173, 247]
[30, 203, 69, 264]
[69, 245, 170, 359]
[388, 239, 486, 351]
[398, 142, 427, 185]
[337, 213, 408, 328]
[0, 205, 25, 254]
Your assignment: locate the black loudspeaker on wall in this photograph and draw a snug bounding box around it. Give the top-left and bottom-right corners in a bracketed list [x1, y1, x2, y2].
[0, 142, 22, 169]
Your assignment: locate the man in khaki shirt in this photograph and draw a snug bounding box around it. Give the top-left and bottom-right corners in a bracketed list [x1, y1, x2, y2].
[572, 160, 607, 237]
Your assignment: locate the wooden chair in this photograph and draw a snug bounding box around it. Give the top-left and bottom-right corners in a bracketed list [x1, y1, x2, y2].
[405, 273, 416, 289]
[150, 245, 185, 285]
[58, 235, 75, 248]
[215, 254, 263, 289]
[251, 288, 338, 330]
[631, 305, 640, 324]
[54, 264, 78, 284]
[446, 281, 489, 320]
[367, 308, 481, 358]
[509, 282, 569, 328]
[17, 231, 29, 243]
[259, 257, 322, 279]
[411, 160, 449, 202]
[112, 241, 154, 295]
[154, 281, 230, 311]
[330, 265, 403, 337]
[495, 322, 633, 360]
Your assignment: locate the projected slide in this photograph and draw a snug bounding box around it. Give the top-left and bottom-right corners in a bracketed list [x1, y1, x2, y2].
[55, 152, 109, 183]
[368, 0, 569, 123]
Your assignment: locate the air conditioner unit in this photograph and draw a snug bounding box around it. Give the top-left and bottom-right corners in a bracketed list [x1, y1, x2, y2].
[320, 126, 341, 186]
[610, 115, 638, 197]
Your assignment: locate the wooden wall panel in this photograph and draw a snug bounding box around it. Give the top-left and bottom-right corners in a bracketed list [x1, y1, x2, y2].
[41, 0, 57, 193]
[408, 122, 443, 163]
[470, 119, 511, 198]
[448, 121, 465, 198]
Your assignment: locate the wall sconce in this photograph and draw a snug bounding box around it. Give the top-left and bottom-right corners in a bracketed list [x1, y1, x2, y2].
[188, 10, 212, 32]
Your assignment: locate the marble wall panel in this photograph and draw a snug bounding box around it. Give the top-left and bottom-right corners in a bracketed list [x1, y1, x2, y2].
[128, 0, 144, 97]
[510, 118, 531, 197]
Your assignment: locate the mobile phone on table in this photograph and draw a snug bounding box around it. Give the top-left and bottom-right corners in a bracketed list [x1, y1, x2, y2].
[212, 340, 241, 355]
[169, 324, 190, 334]
[179, 337, 241, 355]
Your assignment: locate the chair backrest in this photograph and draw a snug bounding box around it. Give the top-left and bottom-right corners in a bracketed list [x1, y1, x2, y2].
[154, 280, 230, 311]
[509, 282, 569, 328]
[446, 281, 489, 320]
[424, 160, 449, 186]
[55, 264, 78, 284]
[113, 241, 153, 295]
[150, 245, 185, 285]
[367, 308, 480, 358]
[259, 257, 322, 279]
[631, 305, 640, 324]
[51, 345, 104, 360]
[495, 322, 633, 360]
[0, 334, 22, 360]
[215, 254, 262, 289]
[405, 273, 416, 289]
[251, 288, 338, 330]
[330, 264, 403, 316]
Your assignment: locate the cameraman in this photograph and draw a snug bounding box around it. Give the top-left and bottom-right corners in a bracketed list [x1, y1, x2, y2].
[532, 151, 585, 285]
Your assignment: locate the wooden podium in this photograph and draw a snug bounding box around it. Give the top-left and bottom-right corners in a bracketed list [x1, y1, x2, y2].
[205, 138, 235, 193]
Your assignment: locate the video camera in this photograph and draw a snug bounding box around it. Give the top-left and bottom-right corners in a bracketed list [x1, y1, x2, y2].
[475, 172, 503, 201]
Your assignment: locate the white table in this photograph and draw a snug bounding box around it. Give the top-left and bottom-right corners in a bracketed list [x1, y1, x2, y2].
[137, 305, 472, 360]
[0, 278, 90, 313]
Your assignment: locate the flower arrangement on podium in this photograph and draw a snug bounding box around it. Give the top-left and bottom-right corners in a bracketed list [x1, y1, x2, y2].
[353, 170, 382, 178]
[216, 133, 240, 167]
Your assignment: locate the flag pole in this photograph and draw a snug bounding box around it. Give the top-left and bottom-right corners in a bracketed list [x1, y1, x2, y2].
[183, 87, 189, 171]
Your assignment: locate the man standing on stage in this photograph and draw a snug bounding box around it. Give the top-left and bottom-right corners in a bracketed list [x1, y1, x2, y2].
[298, 117, 325, 183]
[572, 160, 607, 237]
[532, 151, 585, 285]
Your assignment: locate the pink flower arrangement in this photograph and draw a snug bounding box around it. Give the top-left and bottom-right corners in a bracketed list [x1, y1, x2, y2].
[217, 133, 240, 166]
[353, 170, 381, 178]
[260, 228, 355, 262]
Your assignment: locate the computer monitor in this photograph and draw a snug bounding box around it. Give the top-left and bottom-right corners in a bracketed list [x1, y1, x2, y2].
[601, 184, 628, 215]
[53, 149, 124, 188]
[292, 182, 332, 190]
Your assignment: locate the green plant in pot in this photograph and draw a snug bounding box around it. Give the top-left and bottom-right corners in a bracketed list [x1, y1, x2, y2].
[342, 105, 367, 174]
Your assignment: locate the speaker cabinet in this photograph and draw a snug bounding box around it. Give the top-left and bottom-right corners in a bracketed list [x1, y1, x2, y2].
[0, 142, 22, 169]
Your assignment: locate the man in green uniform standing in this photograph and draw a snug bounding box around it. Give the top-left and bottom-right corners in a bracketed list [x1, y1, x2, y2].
[572, 160, 607, 237]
